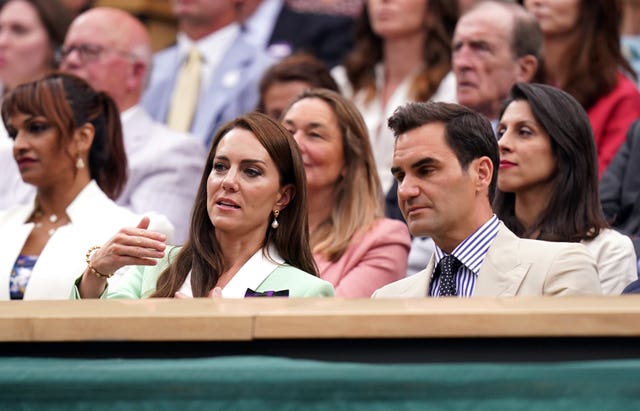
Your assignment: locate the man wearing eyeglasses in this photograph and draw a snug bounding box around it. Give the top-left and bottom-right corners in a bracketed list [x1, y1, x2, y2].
[59, 7, 206, 244]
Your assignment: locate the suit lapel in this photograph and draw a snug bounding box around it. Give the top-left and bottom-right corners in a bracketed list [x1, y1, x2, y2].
[474, 223, 531, 297]
[191, 36, 255, 144]
[391, 255, 436, 298]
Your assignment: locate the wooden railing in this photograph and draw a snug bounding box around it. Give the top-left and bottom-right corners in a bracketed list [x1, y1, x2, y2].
[2, 296, 640, 342]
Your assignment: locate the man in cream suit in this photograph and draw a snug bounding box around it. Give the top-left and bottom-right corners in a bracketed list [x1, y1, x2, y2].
[60, 8, 206, 243]
[141, 0, 274, 147]
[373, 102, 602, 298]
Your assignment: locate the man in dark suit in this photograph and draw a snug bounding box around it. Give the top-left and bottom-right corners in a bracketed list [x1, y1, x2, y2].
[240, 0, 354, 68]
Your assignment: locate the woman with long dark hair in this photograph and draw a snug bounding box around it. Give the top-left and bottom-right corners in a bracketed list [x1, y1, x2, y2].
[76, 112, 333, 299]
[494, 82, 636, 294]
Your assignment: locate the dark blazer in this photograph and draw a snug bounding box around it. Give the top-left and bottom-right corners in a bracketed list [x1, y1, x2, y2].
[600, 120, 640, 255]
[268, 5, 354, 68]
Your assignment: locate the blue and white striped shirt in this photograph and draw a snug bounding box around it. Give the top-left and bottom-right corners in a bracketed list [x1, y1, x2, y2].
[429, 215, 500, 297]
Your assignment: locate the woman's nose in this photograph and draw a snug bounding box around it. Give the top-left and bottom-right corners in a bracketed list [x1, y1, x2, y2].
[221, 168, 239, 191]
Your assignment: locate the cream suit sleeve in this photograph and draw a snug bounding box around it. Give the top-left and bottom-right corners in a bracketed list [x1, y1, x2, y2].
[539, 242, 602, 296]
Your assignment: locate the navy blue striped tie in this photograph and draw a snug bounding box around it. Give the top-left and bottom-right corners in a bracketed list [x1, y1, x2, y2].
[436, 255, 462, 297]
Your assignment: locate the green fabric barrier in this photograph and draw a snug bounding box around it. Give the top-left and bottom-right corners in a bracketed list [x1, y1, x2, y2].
[0, 355, 639, 410]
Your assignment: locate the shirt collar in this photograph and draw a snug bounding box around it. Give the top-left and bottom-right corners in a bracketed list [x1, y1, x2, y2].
[434, 215, 500, 275]
[176, 23, 241, 63]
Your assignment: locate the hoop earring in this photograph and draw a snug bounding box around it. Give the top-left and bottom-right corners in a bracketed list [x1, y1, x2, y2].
[271, 210, 279, 229]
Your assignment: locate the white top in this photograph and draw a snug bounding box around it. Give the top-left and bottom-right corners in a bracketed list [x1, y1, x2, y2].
[581, 228, 637, 295]
[332, 64, 457, 193]
[176, 23, 241, 93]
[177, 246, 284, 298]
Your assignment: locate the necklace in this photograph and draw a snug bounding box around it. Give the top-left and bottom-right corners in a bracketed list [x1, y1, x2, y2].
[32, 208, 67, 237]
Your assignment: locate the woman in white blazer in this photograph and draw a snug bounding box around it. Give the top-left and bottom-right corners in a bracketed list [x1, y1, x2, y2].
[494, 82, 636, 295]
[0, 73, 173, 300]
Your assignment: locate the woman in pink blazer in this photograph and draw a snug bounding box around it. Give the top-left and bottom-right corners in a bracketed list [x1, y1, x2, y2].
[282, 89, 410, 297]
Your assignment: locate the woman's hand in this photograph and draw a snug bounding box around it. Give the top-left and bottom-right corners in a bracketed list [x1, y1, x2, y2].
[79, 217, 166, 298]
[89, 217, 166, 276]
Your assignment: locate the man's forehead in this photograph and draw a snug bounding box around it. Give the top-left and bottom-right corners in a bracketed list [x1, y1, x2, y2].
[455, 6, 513, 41]
[67, 15, 119, 45]
[394, 124, 448, 158]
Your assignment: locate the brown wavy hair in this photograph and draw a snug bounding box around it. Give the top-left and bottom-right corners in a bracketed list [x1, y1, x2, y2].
[342, 0, 458, 104]
[152, 112, 317, 298]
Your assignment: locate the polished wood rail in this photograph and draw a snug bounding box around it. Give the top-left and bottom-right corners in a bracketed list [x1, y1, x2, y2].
[1, 296, 640, 342]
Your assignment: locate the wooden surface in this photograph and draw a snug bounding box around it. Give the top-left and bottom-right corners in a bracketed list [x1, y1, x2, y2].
[1, 297, 640, 342]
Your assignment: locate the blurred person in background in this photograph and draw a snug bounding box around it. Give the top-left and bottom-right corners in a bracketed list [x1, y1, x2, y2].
[257, 52, 339, 120]
[60, 7, 206, 244]
[283, 89, 410, 297]
[524, 0, 640, 176]
[0, 0, 72, 209]
[333, 0, 457, 197]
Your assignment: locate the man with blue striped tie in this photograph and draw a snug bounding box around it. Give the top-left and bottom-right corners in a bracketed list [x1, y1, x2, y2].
[373, 101, 602, 298]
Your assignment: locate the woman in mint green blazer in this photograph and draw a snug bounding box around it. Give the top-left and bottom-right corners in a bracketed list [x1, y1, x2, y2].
[75, 113, 334, 299]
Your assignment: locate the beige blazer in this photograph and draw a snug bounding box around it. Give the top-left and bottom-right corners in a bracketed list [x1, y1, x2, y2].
[373, 222, 602, 298]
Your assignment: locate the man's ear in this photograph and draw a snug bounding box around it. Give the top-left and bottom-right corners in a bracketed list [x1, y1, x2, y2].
[515, 55, 539, 83]
[129, 60, 147, 92]
[474, 156, 494, 193]
[275, 184, 295, 210]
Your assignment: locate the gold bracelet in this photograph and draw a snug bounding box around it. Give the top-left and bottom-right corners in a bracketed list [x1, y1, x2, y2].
[85, 246, 113, 279]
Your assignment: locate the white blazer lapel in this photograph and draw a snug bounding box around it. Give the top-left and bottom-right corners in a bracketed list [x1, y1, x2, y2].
[222, 247, 283, 298]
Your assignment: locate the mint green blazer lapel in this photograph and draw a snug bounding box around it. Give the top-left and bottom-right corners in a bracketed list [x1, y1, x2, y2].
[256, 265, 334, 297]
